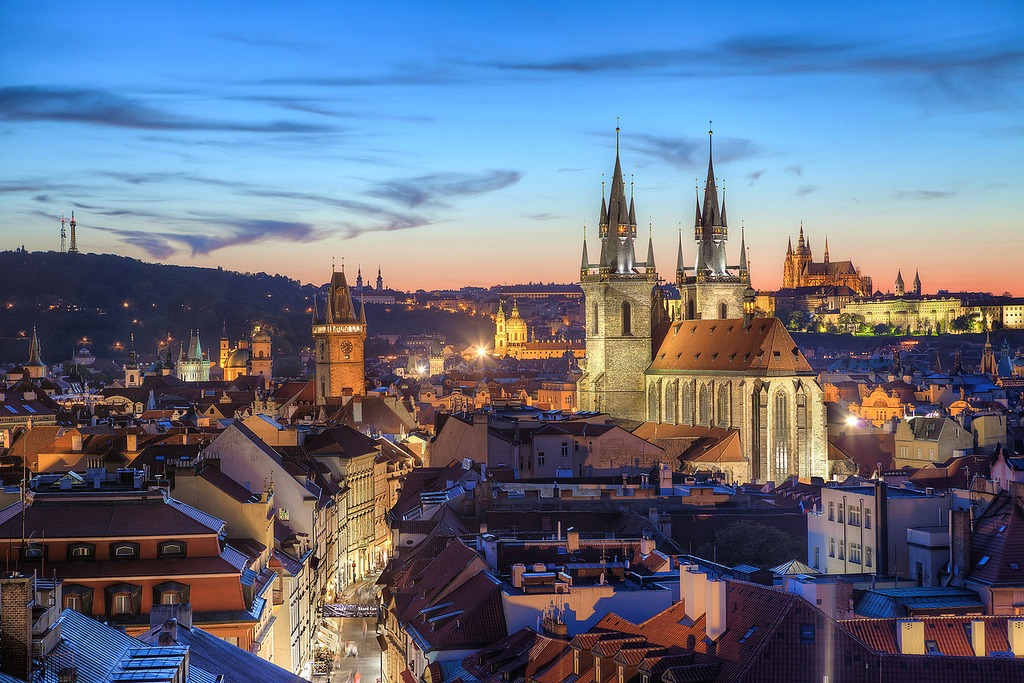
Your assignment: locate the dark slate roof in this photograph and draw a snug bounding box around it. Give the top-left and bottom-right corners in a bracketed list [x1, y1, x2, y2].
[138, 622, 305, 683]
[968, 493, 1024, 586]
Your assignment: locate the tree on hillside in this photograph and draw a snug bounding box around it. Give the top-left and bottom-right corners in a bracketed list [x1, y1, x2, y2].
[695, 521, 806, 569]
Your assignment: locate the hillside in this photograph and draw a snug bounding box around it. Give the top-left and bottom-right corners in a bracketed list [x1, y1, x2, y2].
[0, 251, 493, 366]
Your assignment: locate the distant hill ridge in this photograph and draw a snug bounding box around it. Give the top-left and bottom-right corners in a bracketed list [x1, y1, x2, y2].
[0, 250, 491, 366]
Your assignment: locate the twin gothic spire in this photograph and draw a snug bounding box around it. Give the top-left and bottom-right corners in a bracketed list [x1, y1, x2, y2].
[581, 126, 740, 280]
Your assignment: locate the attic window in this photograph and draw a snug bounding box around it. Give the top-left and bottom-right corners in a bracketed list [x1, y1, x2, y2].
[659, 353, 666, 360]
[726, 325, 734, 333]
[691, 326, 698, 333]
[738, 627, 758, 643]
[710, 353, 718, 361]
[676, 353, 682, 360]
[728, 353, 736, 362]
[743, 353, 750, 361]
[694, 353, 700, 360]
[977, 555, 990, 567]
[708, 325, 716, 333]
[773, 351, 781, 358]
[997, 525, 1007, 533]
[1010, 562, 1020, 571]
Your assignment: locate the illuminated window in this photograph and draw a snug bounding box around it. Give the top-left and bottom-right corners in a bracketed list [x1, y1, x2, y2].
[621, 301, 632, 336]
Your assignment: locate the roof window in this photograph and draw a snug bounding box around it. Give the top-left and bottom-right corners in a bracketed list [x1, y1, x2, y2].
[738, 627, 758, 644]
[977, 555, 990, 567]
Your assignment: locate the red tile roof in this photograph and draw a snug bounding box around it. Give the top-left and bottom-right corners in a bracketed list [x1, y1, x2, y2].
[650, 319, 812, 375]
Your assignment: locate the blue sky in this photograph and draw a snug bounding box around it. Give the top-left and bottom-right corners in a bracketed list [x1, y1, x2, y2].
[1, 1, 1022, 292]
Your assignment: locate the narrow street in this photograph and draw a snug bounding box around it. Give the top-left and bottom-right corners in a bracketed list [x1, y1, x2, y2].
[320, 575, 382, 683]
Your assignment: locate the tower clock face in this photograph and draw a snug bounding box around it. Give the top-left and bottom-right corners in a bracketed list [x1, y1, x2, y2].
[341, 340, 353, 358]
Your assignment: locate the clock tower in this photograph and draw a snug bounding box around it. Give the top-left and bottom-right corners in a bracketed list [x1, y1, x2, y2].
[312, 267, 366, 406]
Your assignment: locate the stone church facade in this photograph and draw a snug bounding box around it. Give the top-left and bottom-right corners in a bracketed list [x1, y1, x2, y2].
[577, 128, 828, 484]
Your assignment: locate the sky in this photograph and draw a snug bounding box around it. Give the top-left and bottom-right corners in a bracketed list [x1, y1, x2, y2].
[1, 1, 1022, 293]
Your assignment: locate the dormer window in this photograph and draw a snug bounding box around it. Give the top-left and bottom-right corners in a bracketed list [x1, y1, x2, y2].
[21, 543, 46, 561]
[158, 540, 186, 559]
[110, 541, 140, 560]
[105, 583, 142, 618]
[154, 581, 190, 605]
[67, 543, 95, 561]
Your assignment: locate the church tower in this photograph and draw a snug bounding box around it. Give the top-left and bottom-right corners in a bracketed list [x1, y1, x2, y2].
[676, 128, 751, 320]
[312, 267, 366, 405]
[249, 324, 273, 382]
[124, 334, 141, 387]
[493, 300, 507, 356]
[577, 128, 658, 420]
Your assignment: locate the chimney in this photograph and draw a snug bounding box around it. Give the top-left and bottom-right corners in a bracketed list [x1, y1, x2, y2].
[682, 566, 708, 622]
[639, 537, 654, 555]
[875, 479, 889, 575]
[0, 575, 34, 680]
[126, 433, 138, 453]
[970, 620, 985, 657]
[897, 620, 925, 655]
[353, 399, 363, 424]
[511, 564, 526, 589]
[567, 529, 580, 552]
[949, 509, 971, 586]
[157, 619, 179, 646]
[71, 432, 83, 452]
[705, 577, 727, 641]
[1009, 619, 1024, 658]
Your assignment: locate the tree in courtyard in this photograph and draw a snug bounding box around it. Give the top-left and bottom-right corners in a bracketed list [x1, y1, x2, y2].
[694, 521, 806, 569]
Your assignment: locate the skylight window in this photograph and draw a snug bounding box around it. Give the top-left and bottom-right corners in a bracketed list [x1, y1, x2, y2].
[738, 627, 758, 643]
[997, 525, 1007, 533]
[1009, 563, 1020, 571]
[978, 555, 990, 567]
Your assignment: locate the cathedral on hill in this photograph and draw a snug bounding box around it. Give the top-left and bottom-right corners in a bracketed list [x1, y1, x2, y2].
[577, 128, 828, 484]
[782, 225, 873, 296]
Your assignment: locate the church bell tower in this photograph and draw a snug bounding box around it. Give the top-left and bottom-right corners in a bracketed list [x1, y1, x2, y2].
[577, 128, 659, 420]
[312, 267, 366, 406]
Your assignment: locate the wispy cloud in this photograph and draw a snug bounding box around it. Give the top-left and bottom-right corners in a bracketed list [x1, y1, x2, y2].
[368, 170, 522, 208]
[892, 189, 955, 200]
[472, 36, 1023, 105]
[784, 164, 803, 176]
[796, 185, 817, 195]
[747, 170, 765, 185]
[628, 133, 760, 170]
[524, 212, 561, 221]
[0, 86, 334, 133]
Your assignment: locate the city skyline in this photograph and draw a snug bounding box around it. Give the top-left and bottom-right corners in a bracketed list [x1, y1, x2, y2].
[1, 1, 1022, 293]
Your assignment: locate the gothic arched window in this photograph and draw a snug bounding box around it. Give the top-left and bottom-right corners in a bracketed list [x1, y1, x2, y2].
[717, 384, 730, 426]
[648, 382, 660, 421]
[773, 391, 791, 480]
[686, 298, 696, 320]
[592, 302, 599, 334]
[719, 302, 728, 319]
[699, 384, 711, 426]
[681, 382, 694, 425]
[622, 301, 632, 336]
[664, 380, 677, 425]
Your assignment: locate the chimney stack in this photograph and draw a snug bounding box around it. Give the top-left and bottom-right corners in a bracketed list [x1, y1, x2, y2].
[897, 620, 925, 655]
[681, 566, 708, 622]
[970, 620, 985, 657]
[705, 577, 727, 641]
[0, 575, 34, 680]
[1009, 619, 1024, 658]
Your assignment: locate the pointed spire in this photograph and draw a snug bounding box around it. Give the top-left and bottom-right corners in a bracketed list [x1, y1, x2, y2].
[798, 222, 805, 249]
[720, 181, 728, 227]
[739, 222, 748, 272]
[787, 236, 793, 255]
[221, 320, 228, 339]
[693, 182, 702, 228]
[676, 227, 685, 276]
[701, 125, 723, 228]
[311, 292, 319, 324]
[27, 326, 45, 367]
[628, 181, 637, 227]
[645, 222, 655, 274]
[511, 298, 520, 317]
[599, 183, 608, 230]
[580, 225, 590, 276]
[359, 295, 367, 324]
[823, 236, 830, 263]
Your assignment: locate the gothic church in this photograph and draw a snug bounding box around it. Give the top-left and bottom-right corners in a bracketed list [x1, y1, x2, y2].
[577, 129, 828, 484]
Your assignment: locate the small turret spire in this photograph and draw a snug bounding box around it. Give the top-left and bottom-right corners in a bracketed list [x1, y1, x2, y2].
[580, 224, 590, 277]
[676, 226, 685, 276]
[645, 221, 655, 274]
[787, 236, 793, 256]
[739, 221, 748, 273]
[823, 236, 830, 264]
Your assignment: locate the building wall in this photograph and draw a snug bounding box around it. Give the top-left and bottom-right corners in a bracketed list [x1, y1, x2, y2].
[647, 371, 828, 484]
[578, 275, 658, 420]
